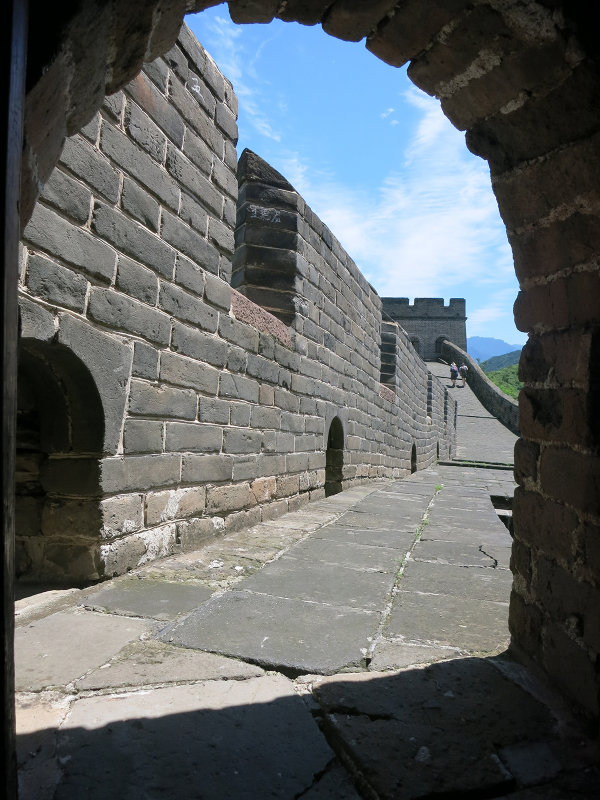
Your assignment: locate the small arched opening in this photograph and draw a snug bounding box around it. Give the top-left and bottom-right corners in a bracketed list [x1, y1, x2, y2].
[17, 339, 105, 587]
[325, 417, 344, 497]
[410, 336, 421, 356]
[410, 443, 417, 474]
[435, 336, 448, 358]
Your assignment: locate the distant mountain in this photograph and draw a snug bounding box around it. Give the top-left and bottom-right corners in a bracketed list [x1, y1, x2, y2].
[480, 350, 522, 372]
[467, 336, 523, 363]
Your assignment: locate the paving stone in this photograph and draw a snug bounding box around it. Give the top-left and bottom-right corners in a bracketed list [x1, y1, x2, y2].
[81, 577, 214, 620]
[15, 610, 151, 690]
[241, 556, 396, 611]
[399, 559, 513, 603]
[313, 524, 417, 551]
[163, 591, 378, 673]
[284, 537, 404, 572]
[76, 639, 264, 690]
[312, 659, 557, 799]
[369, 638, 463, 671]
[52, 676, 334, 799]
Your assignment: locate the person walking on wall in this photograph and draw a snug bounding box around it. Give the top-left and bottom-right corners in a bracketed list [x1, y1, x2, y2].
[450, 362, 458, 387]
[459, 363, 468, 387]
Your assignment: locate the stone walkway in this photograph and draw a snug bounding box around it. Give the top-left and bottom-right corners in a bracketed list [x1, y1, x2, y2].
[14, 369, 598, 799]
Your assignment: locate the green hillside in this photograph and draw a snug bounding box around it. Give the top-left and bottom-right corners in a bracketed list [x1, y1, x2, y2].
[480, 349, 521, 372]
[485, 363, 522, 400]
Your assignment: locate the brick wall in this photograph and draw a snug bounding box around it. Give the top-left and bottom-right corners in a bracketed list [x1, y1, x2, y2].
[17, 24, 456, 585]
[381, 298, 467, 361]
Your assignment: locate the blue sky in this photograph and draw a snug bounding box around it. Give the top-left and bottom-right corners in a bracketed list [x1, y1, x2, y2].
[186, 7, 526, 347]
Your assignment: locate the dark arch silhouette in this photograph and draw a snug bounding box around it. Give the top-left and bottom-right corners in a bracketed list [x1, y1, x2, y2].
[17, 339, 105, 585]
[410, 443, 417, 474]
[325, 417, 344, 497]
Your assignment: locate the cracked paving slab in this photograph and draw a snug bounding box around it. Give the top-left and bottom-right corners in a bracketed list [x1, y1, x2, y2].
[399, 558, 514, 602]
[162, 590, 378, 674]
[22, 675, 336, 800]
[311, 657, 559, 799]
[81, 577, 214, 620]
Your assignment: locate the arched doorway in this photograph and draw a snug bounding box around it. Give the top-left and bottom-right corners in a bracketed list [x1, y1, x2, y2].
[410, 443, 417, 474]
[17, 339, 105, 586]
[325, 417, 344, 497]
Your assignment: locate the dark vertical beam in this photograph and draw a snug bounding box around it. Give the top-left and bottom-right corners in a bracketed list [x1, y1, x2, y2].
[2, 1, 27, 797]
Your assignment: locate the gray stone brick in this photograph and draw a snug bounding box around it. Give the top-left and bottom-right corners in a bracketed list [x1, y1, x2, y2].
[223, 427, 262, 454]
[59, 134, 120, 203]
[101, 454, 181, 493]
[250, 405, 282, 430]
[231, 456, 259, 481]
[209, 216, 235, 255]
[123, 419, 164, 453]
[126, 72, 185, 147]
[93, 203, 176, 279]
[229, 402, 251, 427]
[56, 312, 133, 454]
[100, 123, 179, 210]
[216, 101, 238, 143]
[100, 494, 144, 539]
[161, 209, 220, 276]
[175, 254, 206, 297]
[128, 378, 197, 419]
[171, 321, 228, 367]
[182, 126, 213, 176]
[164, 44, 189, 85]
[18, 296, 56, 342]
[88, 287, 171, 345]
[102, 91, 124, 121]
[206, 483, 253, 514]
[219, 373, 260, 403]
[218, 314, 259, 352]
[204, 272, 231, 311]
[226, 346, 247, 374]
[198, 397, 230, 425]
[26, 253, 88, 312]
[24, 203, 116, 283]
[143, 57, 169, 94]
[247, 354, 280, 384]
[212, 157, 237, 200]
[170, 70, 215, 126]
[121, 176, 160, 232]
[80, 113, 101, 143]
[160, 351, 219, 394]
[124, 100, 167, 163]
[165, 421, 222, 452]
[181, 454, 233, 484]
[159, 281, 218, 331]
[39, 168, 91, 224]
[132, 341, 159, 379]
[180, 193, 209, 235]
[146, 485, 206, 526]
[257, 453, 286, 477]
[116, 255, 159, 305]
[165, 145, 223, 216]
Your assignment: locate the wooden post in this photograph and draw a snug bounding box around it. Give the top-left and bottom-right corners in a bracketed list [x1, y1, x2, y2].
[2, 1, 27, 796]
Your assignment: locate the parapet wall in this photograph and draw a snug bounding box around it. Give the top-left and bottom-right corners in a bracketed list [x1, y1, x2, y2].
[440, 340, 520, 437]
[382, 297, 467, 360]
[16, 24, 456, 585]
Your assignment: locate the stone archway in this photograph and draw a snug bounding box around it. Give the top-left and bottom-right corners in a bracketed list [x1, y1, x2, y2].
[4, 2, 600, 787]
[325, 416, 344, 497]
[17, 338, 105, 585]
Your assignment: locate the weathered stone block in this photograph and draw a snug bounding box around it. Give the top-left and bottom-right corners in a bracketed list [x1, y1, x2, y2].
[116, 254, 159, 305]
[165, 421, 222, 452]
[25, 203, 116, 283]
[198, 397, 230, 424]
[26, 253, 88, 312]
[159, 281, 218, 331]
[181, 454, 233, 484]
[89, 287, 171, 345]
[132, 340, 158, 380]
[40, 167, 91, 224]
[160, 351, 219, 394]
[100, 494, 144, 540]
[223, 428, 262, 454]
[172, 321, 229, 367]
[129, 379, 197, 419]
[101, 454, 181, 493]
[126, 72, 185, 147]
[59, 133, 120, 203]
[219, 372, 260, 403]
[206, 483, 254, 514]
[124, 99, 168, 163]
[123, 419, 164, 454]
[145, 486, 206, 525]
[175, 253, 206, 296]
[121, 176, 160, 232]
[93, 203, 176, 279]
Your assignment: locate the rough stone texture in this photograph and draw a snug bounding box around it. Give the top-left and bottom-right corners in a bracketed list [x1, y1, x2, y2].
[14, 0, 600, 734]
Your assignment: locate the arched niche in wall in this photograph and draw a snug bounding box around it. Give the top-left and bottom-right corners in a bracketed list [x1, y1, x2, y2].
[17, 338, 105, 585]
[410, 337, 421, 356]
[435, 336, 449, 358]
[410, 443, 417, 474]
[325, 416, 344, 497]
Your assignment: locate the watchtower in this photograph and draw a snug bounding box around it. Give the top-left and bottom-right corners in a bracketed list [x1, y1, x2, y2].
[381, 298, 467, 361]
